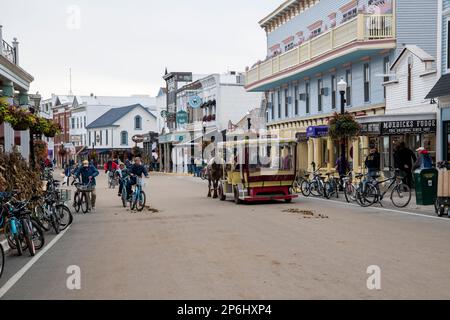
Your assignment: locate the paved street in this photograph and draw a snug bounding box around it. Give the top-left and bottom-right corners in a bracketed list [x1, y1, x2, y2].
[1, 172, 450, 300]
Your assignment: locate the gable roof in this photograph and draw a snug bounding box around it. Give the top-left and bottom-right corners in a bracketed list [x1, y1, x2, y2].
[86, 104, 156, 129]
[390, 45, 435, 70]
[425, 73, 450, 99]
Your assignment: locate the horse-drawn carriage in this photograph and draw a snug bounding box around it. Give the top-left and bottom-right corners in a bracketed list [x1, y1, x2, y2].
[213, 138, 298, 204]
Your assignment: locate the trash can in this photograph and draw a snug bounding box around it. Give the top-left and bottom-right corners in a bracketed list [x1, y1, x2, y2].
[414, 168, 438, 205]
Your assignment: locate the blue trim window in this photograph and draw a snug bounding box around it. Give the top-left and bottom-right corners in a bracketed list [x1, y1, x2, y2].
[134, 116, 142, 130]
[364, 63, 370, 102]
[120, 131, 128, 146]
[284, 88, 289, 117]
[305, 82, 310, 114]
[277, 91, 281, 119]
[331, 75, 337, 109]
[346, 69, 352, 107]
[294, 85, 299, 115]
[317, 79, 323, 112]
[271, 93, 275, 120]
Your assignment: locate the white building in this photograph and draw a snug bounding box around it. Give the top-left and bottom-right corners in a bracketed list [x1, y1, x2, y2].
[169, 71, 264, 173]
[39, 98, 55, 160]
[85, 104, 157, 163]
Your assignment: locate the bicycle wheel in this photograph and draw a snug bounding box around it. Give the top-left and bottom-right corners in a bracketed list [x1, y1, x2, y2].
[344, 183, 357, 203]
[34, 205, 50, 231]
[391, 183, 411, 208]
[73, 192, 81, 213]
[57, 205, 72, 231]
[23, 220, 36, 257]
[357, 183, 378, 207]
[31, 219, 45, 250]
[136, 191, 146, 212]
[14, 234, 23, 256]
[292, 180, 301, 194]
[324, 182, 332, 199]
[0, 243, 4, 278]
[121, 187, 128, 208]
[81, 193, 89, 214]
[309, 181, 321, 197]
[50, 211, 60, 235]
[300, 180, 311, 197]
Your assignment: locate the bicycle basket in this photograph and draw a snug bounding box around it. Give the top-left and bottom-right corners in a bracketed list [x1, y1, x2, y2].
[58, 189, 72, 202]
[77, 184, 94, 192]
[136, 177, 146, 187]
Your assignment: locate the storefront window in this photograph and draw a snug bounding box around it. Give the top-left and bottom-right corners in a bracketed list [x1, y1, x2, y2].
[322, 139, 328, 166]
[381, 136, 390, 170]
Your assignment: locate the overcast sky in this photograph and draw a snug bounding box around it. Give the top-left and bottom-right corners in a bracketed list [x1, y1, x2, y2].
[0, 0, 276, 99]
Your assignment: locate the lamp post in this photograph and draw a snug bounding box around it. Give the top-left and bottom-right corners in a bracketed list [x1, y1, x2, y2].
[337, 78, 348, 175]
[202, 121, 207, 166]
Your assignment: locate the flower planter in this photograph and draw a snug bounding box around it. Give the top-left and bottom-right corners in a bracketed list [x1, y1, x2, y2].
[44, 132, 56, 138]
[12, 123, 29, 131]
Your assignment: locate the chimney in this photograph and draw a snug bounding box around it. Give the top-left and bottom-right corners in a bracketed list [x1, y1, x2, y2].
[12, 37, 19, 65]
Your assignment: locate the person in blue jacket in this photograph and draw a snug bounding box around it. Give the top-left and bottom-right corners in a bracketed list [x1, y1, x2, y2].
[75, 160, 99, 212]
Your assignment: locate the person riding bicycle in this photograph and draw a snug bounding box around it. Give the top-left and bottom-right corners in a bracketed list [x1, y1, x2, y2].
[104, 157, 119, 174]
[75, 160, 99, 212]
[117, 162, 130, 197]
[126, 157, 149, 201]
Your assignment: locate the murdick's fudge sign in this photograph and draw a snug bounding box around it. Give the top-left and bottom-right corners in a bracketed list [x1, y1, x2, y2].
[381, 119, 436, 135]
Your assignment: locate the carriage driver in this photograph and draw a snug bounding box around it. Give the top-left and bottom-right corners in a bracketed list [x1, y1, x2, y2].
[126, 157, 149, 201]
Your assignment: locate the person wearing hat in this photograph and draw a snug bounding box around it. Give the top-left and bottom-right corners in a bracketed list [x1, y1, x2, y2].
[412, 147, 433, 171]
[75, 160, 99, 212]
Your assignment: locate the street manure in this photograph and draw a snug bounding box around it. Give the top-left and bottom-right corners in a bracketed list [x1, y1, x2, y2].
[282, 208, 329, 219]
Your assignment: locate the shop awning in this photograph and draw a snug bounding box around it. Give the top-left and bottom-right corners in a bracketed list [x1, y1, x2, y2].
[426, 73, 450, 99]
[306, 125, 328, 138]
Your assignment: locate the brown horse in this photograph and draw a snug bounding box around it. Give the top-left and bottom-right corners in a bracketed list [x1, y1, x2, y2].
[207, 159, 223, 199]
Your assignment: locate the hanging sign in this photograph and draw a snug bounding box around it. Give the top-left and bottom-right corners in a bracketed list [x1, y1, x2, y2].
[188, 95, 202, 109]
[176, 110, 188, 124]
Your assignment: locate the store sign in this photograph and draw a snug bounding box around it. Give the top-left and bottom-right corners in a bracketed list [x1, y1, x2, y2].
[360, 123, 381, 135]
[132, 134, 145, 143]
[296, 132, 308, 142]
[381, 120, 436, 135]
[188, 95, 202, 109]
[176, 110, 188, 124]
[306, 125, 329, 138]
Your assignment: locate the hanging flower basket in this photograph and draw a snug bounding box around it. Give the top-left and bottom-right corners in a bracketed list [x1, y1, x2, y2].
[4, 106, 37, 131]
[328, 112, 361, 141]
[44, 122, 62, 138]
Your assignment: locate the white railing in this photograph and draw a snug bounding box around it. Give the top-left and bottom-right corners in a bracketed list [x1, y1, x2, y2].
[246, 14, 394, 87]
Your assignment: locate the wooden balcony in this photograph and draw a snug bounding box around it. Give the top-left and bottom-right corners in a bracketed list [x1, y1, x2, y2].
[246, 14, 396, 91]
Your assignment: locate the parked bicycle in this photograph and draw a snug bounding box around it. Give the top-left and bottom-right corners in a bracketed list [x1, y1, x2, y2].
[356, 168, 411, 208]
[34, 191, 72, 233]
[1, 193, 45, 256]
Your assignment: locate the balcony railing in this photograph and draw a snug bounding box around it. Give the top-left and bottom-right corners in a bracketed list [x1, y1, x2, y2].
[1, 40, 16, 64]
[246, 14, 395, 88]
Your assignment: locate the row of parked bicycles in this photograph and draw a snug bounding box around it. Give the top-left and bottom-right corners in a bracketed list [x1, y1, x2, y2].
[292, 166, 412, 209]
[0, 168, 74, 278]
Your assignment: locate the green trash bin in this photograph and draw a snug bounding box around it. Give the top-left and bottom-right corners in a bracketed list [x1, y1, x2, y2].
[414, 168, 438, 205]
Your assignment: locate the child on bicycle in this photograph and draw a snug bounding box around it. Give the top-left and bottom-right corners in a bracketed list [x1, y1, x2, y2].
[126, 157, 149, 201]
[117, 162, 129, 197]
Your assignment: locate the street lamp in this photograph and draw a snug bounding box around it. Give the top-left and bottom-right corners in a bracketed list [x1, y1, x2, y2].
[202, 121, 207, 166]
[337, 77, 347, 175]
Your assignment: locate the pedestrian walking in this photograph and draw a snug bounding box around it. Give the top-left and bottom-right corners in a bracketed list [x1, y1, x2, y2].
[394, 142, 416, 188]
[412, 147, 433, 171]
[365, 146, 381, 180]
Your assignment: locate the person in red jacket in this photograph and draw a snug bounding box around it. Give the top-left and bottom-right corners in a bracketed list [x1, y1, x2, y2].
[104, 158, 119, 173]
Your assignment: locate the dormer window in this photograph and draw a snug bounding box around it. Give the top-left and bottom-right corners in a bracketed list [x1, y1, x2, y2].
[342, 7, 357, 22]
[282, 36, 294, 52]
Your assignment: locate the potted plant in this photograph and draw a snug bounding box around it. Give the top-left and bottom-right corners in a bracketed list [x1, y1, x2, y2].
[0, 98, 8, 125]
[44, 121, 62, 138]
[34, 140, 48, 162]
[4, 106, 37, 131]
